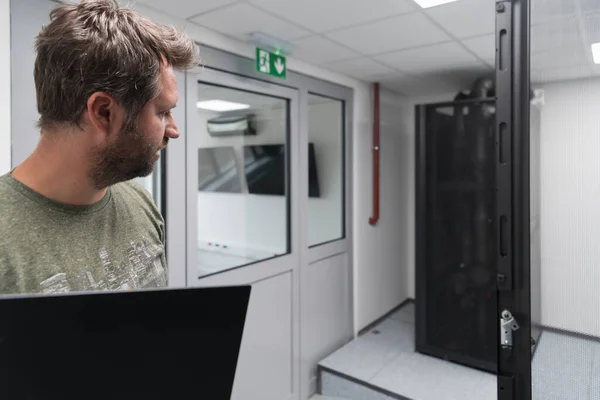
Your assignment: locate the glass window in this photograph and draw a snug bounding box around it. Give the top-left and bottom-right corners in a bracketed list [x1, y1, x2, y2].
[196, 83, 290, 278]
[307, 94, 344, 247]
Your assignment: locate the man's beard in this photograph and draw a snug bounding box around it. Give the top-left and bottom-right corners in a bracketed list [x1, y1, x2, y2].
[89, 122, 162, 189]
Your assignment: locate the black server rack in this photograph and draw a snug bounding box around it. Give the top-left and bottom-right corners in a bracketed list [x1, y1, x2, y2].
[415, 96, 543, 374]
[415, 98, 498, 373]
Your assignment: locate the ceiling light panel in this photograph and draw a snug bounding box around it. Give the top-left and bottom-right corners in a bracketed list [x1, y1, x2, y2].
[196, 100, 251, 112]
[414, 0, 458, 8]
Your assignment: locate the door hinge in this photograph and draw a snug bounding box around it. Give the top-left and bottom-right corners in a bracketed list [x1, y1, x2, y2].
[500, 310, 520, 348]
[498, 375, 514, 400]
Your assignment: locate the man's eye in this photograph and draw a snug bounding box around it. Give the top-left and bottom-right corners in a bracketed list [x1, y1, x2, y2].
[160, 111, 171, 117]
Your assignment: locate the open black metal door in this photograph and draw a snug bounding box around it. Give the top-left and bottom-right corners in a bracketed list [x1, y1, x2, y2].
[495, 1, 537, 400]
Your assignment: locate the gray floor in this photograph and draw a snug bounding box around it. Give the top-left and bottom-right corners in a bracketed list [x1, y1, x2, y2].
[319, 302, 600, 400]
[532, 329, 600, 400]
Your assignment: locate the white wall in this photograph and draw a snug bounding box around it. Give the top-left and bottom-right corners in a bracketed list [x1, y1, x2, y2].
[0, 0, 10, 175]
[536, 78, 600, 338]
[10, 0, 57, 167]
[353, 89, 412, 329]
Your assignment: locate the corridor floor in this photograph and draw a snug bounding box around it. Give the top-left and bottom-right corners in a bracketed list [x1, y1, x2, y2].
[318, 302, 600, 400]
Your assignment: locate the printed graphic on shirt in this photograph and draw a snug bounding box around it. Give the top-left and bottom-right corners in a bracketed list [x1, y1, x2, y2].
[39, 238, 166, 294]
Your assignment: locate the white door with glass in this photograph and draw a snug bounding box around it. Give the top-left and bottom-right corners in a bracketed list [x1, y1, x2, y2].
[181, 67, 301, 400]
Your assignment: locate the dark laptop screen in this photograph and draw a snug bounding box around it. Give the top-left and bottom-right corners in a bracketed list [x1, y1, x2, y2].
[0, 286, 251, 400]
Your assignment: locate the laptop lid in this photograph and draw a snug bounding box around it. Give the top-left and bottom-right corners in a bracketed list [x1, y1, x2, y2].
[0, 285, 251, 400]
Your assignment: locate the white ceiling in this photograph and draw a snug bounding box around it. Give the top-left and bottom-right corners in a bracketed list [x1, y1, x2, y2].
[136, 0, 600, 97]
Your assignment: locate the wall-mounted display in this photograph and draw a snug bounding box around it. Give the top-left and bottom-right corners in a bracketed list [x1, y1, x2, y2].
[244, 143, 320, 198]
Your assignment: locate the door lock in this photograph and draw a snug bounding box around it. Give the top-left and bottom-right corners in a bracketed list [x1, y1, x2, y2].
[500, 310, 520, 348]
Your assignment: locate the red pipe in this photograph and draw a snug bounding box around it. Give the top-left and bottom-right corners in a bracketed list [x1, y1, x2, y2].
[369, 82, 380, 226]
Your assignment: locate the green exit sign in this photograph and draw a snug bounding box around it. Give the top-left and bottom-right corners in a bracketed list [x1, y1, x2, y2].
[256, 48, 286, 79]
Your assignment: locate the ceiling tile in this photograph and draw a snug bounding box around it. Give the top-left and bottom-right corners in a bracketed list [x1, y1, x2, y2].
[325, 57, 398, 81]
[290, 36, 360, 65]
[531, 17, 583, 54]
[190, 3, 310, 42]
[133, 0, 238, 20]
[248, 0, 416, 33]
[531, 0, 578, 24]
[374, 42, 480, 74]
[326, 13, 451, 55]
[426, 0, 495, 39]
[462, 34, 495, 65]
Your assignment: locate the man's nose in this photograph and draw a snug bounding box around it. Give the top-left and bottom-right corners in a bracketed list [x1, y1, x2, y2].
[166, 119, 180, 140]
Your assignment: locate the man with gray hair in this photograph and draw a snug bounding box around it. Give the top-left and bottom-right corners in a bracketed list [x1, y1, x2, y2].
[0, 0, 200, 294]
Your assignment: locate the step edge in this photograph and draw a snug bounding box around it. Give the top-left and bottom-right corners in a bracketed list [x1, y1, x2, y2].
[318, 365, 412, 400]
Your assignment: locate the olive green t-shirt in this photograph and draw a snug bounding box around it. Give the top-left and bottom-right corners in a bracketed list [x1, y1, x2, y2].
[0, 173, 167, 295]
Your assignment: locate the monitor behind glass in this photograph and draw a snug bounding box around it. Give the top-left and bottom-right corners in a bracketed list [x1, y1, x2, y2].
[0, 286, 251, 400]
[244, 143, 321, 197]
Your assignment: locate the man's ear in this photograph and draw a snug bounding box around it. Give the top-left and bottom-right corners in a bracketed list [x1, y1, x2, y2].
[86, 92, 121, 139]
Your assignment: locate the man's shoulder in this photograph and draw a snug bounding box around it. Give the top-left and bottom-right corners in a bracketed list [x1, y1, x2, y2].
[0, 173, 29, 220]
[0, 173, 18, 195]
[113, 180, 154, 202]
[0, 174, 40, 250]
[111, 180, 163, 222]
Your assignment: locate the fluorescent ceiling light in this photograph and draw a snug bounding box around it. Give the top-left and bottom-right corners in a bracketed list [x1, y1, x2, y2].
[592, 42, 600, 64]
[413, 0, 458, 8]
[196, 100, 251, 112]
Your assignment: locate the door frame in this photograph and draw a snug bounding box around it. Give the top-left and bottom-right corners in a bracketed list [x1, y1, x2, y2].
[495, 0, 533, 399]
